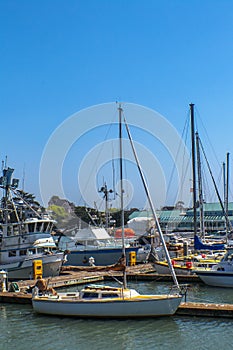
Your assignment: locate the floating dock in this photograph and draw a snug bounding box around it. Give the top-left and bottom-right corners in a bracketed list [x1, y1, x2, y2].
[177, 302, 233, 318]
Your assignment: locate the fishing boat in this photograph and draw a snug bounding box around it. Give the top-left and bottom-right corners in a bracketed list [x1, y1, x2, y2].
[32, 104, 183, 318]
[194, 247, 233, 287]
[0, 165, 65, 280]
[56, 226, 140, 266]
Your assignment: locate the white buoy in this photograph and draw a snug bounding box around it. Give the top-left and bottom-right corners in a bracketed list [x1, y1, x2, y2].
[0, 270, 7, 292]
[89, 257, 95, 266]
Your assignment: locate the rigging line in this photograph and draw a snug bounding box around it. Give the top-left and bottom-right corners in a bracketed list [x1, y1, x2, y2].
[8, 190, 20, 223]
[123, 115, 180, 290]
[112, 144, 116, 200]
[228, 158, 233, 201]
[201, 159, 211, 202]
[77, 114, 117, 206]
[118, 109, 130, 210]
[11, 188, 42, 219]
[178, 113, 192, 202]
[199, 141, 212, 202]
[194, 106, 221, 169]
[217, 165, 224, 198]
[199, 138, 233, 231]
[166, 111, 191, 204]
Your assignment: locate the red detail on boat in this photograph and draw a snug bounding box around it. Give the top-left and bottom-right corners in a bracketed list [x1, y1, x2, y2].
[114, 228, 136, 239]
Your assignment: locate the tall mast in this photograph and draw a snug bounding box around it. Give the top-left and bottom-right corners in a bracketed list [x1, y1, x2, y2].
[118, 104, 127, 289]
[190, 103, 197, 238]
[223, 161, 226, 231]
[124, 115, 180, 289]
[225, 152, 230, 233]
[196, 132, 205, 238]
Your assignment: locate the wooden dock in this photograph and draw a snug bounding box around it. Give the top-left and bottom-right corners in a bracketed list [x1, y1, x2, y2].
[177, 302, 233, 318]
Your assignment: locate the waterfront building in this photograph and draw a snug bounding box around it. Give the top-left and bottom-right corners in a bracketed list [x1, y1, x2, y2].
[128, 202, 233, 235]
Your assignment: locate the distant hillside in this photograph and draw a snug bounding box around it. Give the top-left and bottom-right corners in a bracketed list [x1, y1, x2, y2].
[48, 196, 85, 230]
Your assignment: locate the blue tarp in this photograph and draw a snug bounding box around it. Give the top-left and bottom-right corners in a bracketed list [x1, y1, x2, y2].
[194, 235, 225, 251]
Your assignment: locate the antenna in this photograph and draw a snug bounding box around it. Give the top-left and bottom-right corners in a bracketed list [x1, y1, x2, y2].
[22, 163, 26, 191]
[112, 146, 116, 200]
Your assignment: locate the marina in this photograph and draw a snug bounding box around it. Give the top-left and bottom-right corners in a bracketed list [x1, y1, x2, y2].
[2, 0, 233, 348]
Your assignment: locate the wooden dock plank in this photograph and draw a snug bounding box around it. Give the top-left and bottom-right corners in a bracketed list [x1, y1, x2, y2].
[177, 302, 233, 318]
[0, 292, 32, 304]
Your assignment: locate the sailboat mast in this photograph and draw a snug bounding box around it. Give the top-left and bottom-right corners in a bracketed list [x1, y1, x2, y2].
[196, 132, 205, 238]
[199, 139, 233, 233]
[123, 115, 180, 290]
[226, 152, 229, 232]
[190, 103, 197, 238]
[118, 104, 127, 289]
[223, 161, 226, 232]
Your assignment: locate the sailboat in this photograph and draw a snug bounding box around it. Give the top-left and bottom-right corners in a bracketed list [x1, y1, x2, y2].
[32, 105, 183, 317]
[194, 246, 233, 287]
[153, 104, 225, 275]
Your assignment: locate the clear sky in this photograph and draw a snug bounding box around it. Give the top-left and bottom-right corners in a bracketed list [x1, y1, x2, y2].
[1, 0, 233, 210]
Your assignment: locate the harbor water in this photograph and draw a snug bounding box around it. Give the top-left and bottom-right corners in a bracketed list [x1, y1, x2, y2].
[1, 281, 233, 350]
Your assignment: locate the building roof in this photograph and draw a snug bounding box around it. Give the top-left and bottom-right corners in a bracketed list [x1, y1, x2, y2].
[128, 202, 233, 224]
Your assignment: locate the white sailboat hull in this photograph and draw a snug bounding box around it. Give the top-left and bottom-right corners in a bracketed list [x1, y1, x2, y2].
[196, 271, 233, 287]
[32, 294, 182, 317]
[153, 261, 193, 275]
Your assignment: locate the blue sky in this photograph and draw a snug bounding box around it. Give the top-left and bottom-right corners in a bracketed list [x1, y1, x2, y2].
[1, 0, 233, 209]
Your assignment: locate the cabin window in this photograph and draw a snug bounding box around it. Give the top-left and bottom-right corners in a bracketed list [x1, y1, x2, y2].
[82, 292, 99, 299]
[102, 294, 118, 299]
[36, 222, 43, 232]
[8, 250, 17, 257]
[28, 248, 36, 255]
[7, 226, 12, 236]
[13, 225, 19, 235]
[44, 223, 49, 232]
[20, 250, 27, 256]
[28, 223, 35, 232]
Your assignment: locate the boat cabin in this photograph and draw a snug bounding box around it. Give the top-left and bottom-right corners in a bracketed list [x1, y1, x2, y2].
[79, 285, 139, 300]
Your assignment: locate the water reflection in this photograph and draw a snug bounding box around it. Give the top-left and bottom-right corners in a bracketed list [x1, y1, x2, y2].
[1, 282, 233, 350]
